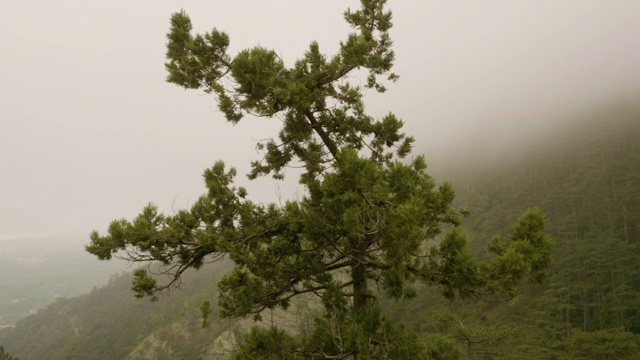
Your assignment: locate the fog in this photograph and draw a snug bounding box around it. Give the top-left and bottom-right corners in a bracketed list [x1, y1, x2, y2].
[2, 0, 639, 239]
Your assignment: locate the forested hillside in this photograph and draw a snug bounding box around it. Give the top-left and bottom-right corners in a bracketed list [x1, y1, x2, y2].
[1, 103, 639, 359]
[408, 102, 640, 358]
[0, 261, 238, 360]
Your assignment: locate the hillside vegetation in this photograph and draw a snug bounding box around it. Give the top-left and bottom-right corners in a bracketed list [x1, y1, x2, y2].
[0, 261, 236, 360]
[405, 102, 640, 358]
[1, 102, 639, 359]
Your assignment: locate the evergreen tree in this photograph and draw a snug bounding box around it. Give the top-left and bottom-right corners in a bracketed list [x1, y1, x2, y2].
[87, 1, 552, 357]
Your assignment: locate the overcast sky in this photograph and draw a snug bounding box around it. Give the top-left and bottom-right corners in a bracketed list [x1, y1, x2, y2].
[1, 0, 639, 239]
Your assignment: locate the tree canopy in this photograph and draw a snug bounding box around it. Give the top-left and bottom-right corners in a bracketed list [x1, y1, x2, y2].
[87, 0, 553, 357]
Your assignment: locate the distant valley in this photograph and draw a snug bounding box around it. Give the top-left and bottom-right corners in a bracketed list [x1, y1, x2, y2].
[0, 233, 128, 326]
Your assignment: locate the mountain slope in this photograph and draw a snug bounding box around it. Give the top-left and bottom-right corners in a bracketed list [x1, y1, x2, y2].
[408, 102, 640, 357]
[0, 261, 237, 360]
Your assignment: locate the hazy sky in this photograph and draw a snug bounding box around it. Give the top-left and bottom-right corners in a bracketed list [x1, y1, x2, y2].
[2, 0, 639, 239]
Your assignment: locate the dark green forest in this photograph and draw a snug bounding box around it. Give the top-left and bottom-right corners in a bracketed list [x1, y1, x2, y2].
[461, 103, 640, 357]
[1, 102, 639, 359]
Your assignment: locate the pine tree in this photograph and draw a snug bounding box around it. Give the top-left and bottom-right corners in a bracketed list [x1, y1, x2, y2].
[87, 1, 553, 357]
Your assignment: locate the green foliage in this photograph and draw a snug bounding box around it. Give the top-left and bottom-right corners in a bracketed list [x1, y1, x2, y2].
[233, 307, 431, 360]
[298, 308, 429, 359]
[199, 300, 212, 328]
[422, 334, 463, 360]
[566, 328, 640, 359]
[0, 346, 20, 360]
[132, 268, 158, 301]
[86, 0, 553, 357]
[233, 326, 302, 360]
[486, 207, 554, 290]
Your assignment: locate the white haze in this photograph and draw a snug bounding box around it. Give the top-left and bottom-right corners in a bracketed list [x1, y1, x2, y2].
[1, 0, 639, 239]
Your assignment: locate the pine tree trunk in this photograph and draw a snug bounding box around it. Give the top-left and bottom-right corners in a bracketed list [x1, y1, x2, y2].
[352, 260, 369, 311]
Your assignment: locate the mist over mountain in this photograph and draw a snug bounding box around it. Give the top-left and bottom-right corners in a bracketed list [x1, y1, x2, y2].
[3, 0, 640, 238]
